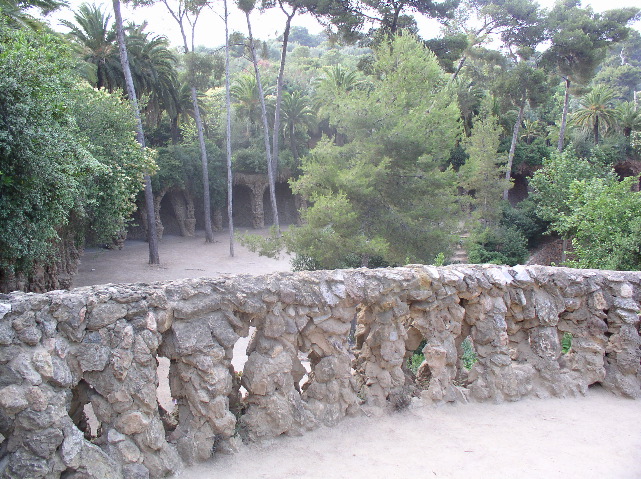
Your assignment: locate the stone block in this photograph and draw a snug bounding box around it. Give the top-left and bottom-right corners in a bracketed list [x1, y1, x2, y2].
[88, 303, 128, 330]
[116, 411, 150, 435]
[0, 385, 28, 414]
[77, 343, 111, 372]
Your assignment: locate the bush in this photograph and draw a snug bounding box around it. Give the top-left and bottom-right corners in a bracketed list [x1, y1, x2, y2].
[467, 225, 529, 266]
[461, 337, 477, 370]
[501, 199, 548, 247]
[512, 138, 552, 169]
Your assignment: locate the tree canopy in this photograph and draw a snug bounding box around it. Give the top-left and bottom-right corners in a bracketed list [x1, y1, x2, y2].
[286, 34, 461, 267]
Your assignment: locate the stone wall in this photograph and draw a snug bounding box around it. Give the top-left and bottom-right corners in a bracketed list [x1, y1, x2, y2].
[1, 265, 640, 478]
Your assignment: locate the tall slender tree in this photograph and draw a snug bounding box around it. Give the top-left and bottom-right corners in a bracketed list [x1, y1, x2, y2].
[268, 0, 298, 232]
[498, 62, 548, 200]
[224, 0, 234, 256]
[112, 0, 160, 264]
[238, 0, 280, 233]
[154, 0, 215, 242]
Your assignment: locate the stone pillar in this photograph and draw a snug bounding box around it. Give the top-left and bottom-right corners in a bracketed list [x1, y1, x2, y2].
[249, 183, 268, 229]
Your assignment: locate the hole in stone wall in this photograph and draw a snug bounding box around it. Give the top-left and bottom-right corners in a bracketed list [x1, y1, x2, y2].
[406, 339, 426, 377]
[233, 326, 255, 399]
[157, 356, 178, 434]
[296, 352, 312, 393]
[69, 380, 101, 440]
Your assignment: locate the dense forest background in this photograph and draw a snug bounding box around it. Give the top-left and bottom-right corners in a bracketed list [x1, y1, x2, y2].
[1, 0, 641, 293]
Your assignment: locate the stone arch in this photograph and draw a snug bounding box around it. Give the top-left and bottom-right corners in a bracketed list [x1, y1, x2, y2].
[231, 184, 257, 228]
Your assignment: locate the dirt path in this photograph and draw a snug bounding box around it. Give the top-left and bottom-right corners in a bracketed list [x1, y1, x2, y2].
[180, 387, 641, 479]
[72, 229, 291, 288]
[73, 231, 641, 479]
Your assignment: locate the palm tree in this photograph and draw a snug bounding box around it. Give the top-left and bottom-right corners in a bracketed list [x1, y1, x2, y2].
[316, 64, 362, 95]
[571, 86, 617, 145]
[280, 91, 316, 162]
[520, 119, 546, 144]
[61, 3, 121, 91]
[125, 26, 179, 126]
[0, 0, 63, 29]
[616, 102, 641, 138]
[231, 74, 273, 136]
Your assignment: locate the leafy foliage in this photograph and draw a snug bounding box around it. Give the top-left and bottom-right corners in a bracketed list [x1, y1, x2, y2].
[0, 26, 91, 273]
[0, 25, 149, 277]
[154, 139, 226, 208]
[561, 332, 572, 354]
[460, 114, 509, 225]
[561, 177, 641, 271]
[70, 85, 156, 244]
[529, 149, 615, 238]
[460, 336, 477, 370]
[467, 225, 529, 266]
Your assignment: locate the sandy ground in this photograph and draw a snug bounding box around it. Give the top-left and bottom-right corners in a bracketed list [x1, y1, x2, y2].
[73, 231, 641, 479]
[72, 229, 291, 288]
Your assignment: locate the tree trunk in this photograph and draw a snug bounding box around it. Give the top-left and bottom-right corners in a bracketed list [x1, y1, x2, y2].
[270, 3, 296, 230]
[561, 237, 568, 264]
[170, 116, 179, 144]
[558, 77, 570, 153]
[594, 114, 600, 145]
[450, 55, 467, 84]
[224, 0, 234, 256]
[191, 86, 214, 242]
[112, 0, 159, 264]
[503, 96, 526, 201]
[168, 5, 214, 243]
[290, 123, 299, 162]
[245, 10, 280, 234]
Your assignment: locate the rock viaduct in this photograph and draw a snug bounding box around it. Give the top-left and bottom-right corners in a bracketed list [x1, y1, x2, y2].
[0, 264, 639, 478]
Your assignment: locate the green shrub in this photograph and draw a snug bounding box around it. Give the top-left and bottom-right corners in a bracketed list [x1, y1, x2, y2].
[407, 339, 427, 375]
[407, 352, 425, 375]
[467, 225, 529, 266]
[512, 138, 552, 169]
[461, 337, 477, 370]
[501, 199, 548, 247]
[233, 146, 266, 173]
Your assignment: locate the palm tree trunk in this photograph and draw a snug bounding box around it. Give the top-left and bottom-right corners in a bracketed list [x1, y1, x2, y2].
[594, 114, 600, 145]
[112, 0, 159, 264]
[224, 0, 234, 256]
[503, 96, 526, 201]
[290, 123, 299, 162]
[245, 10, 279, 234]
[191, 85, 215, 242]
[170, 116, 179, 144]
[558, 77, 570, 153]
[270, 2, 296, 230]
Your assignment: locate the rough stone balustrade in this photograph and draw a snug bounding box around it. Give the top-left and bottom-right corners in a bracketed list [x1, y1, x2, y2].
[0, 264, 640, 478]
